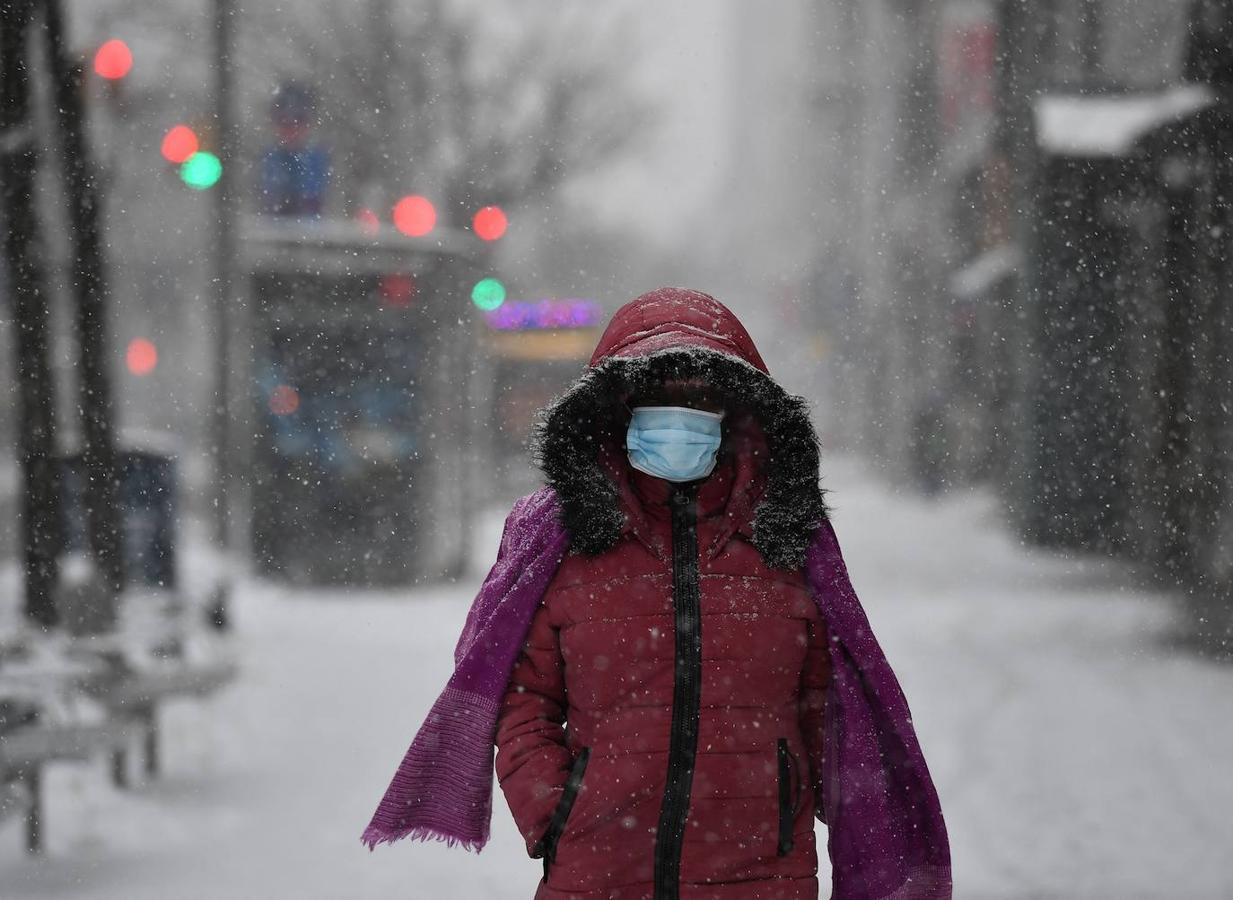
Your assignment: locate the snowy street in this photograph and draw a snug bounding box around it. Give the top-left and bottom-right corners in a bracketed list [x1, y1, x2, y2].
[4, 3, 1232, 898]
[2, 454, 1230, 899]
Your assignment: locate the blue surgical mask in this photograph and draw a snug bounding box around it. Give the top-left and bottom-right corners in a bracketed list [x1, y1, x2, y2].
[626, 405, 726, 483]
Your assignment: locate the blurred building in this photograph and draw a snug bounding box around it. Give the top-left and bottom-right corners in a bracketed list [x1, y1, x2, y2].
[679, 3, 852, 425]
[1008, 1, 1233, 648]
[817, 0, 1233, 648]
[798, 2, 956, 476]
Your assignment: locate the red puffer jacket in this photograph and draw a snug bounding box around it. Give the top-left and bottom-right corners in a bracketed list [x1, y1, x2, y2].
[495, 289, 834, 900]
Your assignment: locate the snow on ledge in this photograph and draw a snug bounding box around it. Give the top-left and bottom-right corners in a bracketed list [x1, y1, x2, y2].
[1034, 85, 1216, 158]
[950, 244, 1024, 299]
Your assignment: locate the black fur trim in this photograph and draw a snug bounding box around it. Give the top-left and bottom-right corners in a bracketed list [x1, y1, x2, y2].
[531, 347, 830, 570]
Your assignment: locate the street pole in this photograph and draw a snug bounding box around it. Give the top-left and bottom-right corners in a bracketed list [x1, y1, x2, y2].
[43, 0, 126, 601]
[1079, 0, 1103, 87]
[0, 0, 61, 628]
[995, 0, 1048, 542]
[212, 0, 237, 550]
[369, 0, 398, 197]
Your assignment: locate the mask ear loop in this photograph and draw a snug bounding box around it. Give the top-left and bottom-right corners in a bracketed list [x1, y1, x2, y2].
[621, 401, 636, 436]
[621, 401, 635, 451]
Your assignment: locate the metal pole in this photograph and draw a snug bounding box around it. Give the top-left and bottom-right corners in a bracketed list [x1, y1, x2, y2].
[43, 0, 126, 601]
[0, 0, 60, 628]
[1079, 0, 1103, 86]
[369, 0, 398, 196]
[995, 0, 1048, 542]
[24, 767, 41, 855]
[212, 0, 237, 549]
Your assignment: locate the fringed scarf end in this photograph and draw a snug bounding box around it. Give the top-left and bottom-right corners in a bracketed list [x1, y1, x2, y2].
[360, 823, 487, 854]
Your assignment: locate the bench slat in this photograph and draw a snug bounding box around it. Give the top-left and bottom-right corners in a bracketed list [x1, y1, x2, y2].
[0, 720, 134, 770]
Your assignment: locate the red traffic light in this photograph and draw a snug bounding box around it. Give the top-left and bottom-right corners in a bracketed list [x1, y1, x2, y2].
[160, 125, 199, 164]
[94, 39, 133, 80]
[472, 205, 508, 241]
[393, 195, 436, 237]
[126, 338, 157, 375]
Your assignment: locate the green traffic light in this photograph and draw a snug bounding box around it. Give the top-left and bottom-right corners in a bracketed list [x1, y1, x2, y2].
[471, 277, 506, 311]
[180, 151, 222, 190]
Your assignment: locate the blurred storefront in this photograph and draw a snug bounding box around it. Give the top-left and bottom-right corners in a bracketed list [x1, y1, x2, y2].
[480, 298, 604, 497]
[1023, 82, 1232, 616]
[991, 3, 1233, 646]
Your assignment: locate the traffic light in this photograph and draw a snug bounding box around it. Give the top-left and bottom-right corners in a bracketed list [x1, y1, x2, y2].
[180, 151, 222, 190]
[160, 122, 221, 190]
[93, 39, 132, 80]
[471, 277, 506, 311]
[393, 195, 436, 237]
[160, 125, 199, 164]
[126, 338, 158, 375]
[472, 205, 508, 241]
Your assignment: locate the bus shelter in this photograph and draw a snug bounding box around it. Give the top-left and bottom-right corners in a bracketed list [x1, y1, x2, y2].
[240, 216, 485, 585]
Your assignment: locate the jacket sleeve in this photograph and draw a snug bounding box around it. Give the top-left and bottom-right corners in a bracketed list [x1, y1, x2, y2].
[799, 611, 833, 822]
[494, 597, 572, 857]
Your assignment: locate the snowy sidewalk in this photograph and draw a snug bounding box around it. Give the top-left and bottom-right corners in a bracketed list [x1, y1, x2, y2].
[5, 454, 1232, 899]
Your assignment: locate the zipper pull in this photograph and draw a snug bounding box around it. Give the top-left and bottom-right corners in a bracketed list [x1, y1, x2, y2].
[669, 481, 697, 509]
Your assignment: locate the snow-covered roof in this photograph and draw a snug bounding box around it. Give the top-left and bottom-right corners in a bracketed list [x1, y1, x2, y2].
[240, 213, 477, 275]
[1034, 85, 1217, 158]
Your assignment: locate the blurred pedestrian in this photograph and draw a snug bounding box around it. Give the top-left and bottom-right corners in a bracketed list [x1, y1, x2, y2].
[363, 288, 950, 900]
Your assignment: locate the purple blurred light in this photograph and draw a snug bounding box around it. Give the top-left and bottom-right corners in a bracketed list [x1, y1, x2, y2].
[484, 299, 602, 331]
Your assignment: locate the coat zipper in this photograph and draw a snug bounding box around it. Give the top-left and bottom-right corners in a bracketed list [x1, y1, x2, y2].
[536, 746, 591, 882]
[653, 481, 702, 900]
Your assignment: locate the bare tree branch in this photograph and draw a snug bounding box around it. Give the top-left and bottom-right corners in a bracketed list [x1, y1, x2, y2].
[235, 0, 651, 218]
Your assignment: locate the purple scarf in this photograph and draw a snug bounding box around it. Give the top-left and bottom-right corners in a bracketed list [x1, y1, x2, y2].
[361, 487, 951, 900]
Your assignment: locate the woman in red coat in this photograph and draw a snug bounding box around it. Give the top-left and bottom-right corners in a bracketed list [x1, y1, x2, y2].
[361, 285, 949, 900]
[495, 287, 836, 899]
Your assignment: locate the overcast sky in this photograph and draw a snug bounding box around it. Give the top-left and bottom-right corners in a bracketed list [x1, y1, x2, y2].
[568, 1, 735, 250]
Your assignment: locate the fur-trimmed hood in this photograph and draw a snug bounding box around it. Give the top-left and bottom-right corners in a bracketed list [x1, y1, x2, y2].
[532, 288, 829, 570]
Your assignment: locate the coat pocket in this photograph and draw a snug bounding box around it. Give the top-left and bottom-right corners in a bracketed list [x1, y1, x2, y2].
[535, 747, 591, 881]
[776, 738, 802, 856]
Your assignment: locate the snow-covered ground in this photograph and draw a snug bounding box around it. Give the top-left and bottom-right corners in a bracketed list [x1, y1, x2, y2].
[4, 454, 1232, 899]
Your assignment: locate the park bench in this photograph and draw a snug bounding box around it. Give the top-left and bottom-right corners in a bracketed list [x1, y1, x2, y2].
[79, 656, 238, 787]
[0, 628, 237, 855]
[0, 651, 124, 855]
[0, 716, 133, 853]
